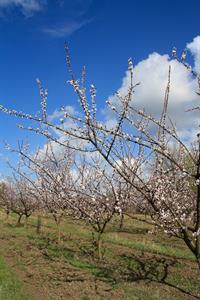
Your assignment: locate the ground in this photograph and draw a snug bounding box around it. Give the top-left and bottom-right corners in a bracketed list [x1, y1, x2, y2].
[0, 211, 199, 300]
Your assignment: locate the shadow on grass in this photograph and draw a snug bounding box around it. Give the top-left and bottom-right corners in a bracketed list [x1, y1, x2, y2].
[119, 253, 200, 299]
[12, 228, 199, 299]
[5, 223, 24, 229]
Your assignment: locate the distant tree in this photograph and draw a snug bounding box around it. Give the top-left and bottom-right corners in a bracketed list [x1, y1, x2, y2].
[0, 181, 11, 219]
[3, 177, 38, 226]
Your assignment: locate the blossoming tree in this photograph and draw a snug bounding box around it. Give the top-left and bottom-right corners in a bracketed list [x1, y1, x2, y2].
[1, 47, 200, 267]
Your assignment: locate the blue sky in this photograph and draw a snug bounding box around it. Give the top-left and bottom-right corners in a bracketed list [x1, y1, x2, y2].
[0, 0, 200, 174]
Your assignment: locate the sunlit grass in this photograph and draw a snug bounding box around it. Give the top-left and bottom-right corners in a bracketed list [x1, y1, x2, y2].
[0, 256, 30, 300]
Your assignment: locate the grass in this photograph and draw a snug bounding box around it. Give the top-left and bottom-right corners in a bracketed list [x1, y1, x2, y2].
[0, 211, 199, 299]
[0, 256, 30, 300]
[105, 232, 195, 260]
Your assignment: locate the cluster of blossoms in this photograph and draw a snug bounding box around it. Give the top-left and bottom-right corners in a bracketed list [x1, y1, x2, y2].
[147, 158, 195, 236]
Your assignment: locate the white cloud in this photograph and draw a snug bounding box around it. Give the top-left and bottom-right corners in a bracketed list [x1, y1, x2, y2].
[187, 36, 200, 73]
[43, 19, 90, 38]
[38, 36, 200, 157]
[104, 118, 118, 130]
[48, 106, 76, 122]
[108, 37, 200, 142]
[37, 106, 90, 160]
[0, 0, 46, 16]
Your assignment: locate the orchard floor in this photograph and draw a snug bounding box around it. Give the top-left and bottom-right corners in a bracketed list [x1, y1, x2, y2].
[0, 212, 199, 300]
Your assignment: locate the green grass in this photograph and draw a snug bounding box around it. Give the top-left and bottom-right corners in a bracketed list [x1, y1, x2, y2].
[105, 232, 195, 260]
[0, 211, 199, 300]
[0, 256, 30, 300]
[82, 293, 90, 300]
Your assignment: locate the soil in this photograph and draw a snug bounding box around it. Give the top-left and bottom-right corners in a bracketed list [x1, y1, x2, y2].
[0, 235, 126, 300]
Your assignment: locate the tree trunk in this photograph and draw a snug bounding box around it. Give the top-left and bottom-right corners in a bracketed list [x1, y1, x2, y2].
[196, 257, 200, 270]
[25, 216, 29, 228]
[5, 210, 10, 221]
[17, 214, 23, 225]
[57, 222, 61, 244]
[36, 214, 42, 234]
[119, 213, 124, 230]
[97, 233, 102, 260]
